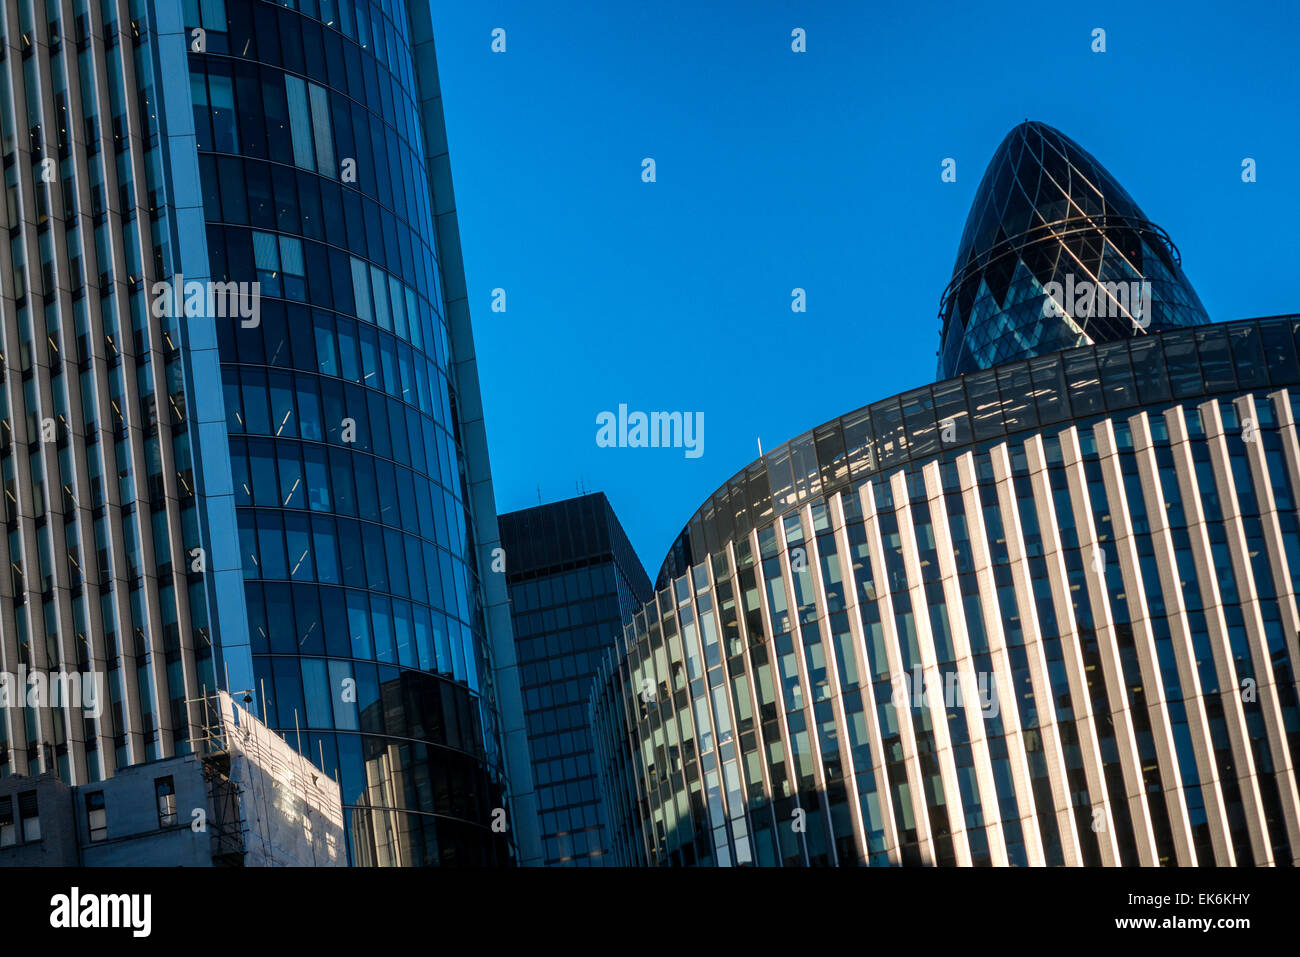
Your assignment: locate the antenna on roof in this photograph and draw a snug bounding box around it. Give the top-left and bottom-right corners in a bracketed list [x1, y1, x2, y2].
[757, 437, 764, 456]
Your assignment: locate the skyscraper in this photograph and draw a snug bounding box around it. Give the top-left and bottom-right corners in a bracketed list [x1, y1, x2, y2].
[0, 0, 536, 866]
[590, 122, 1300, 867]
[937, 121, 1210, 379]
[499, 492, 651, 865]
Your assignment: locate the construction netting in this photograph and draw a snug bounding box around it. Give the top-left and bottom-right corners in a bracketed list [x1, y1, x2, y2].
[216, 691, 346, 867]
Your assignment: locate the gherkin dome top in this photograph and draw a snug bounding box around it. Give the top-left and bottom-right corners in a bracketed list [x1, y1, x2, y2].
[937, 121, 1210, 379]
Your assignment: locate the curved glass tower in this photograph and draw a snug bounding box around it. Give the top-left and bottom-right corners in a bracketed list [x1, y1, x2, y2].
[937, 121, 1210, 379]
[184, 0, 524, 865]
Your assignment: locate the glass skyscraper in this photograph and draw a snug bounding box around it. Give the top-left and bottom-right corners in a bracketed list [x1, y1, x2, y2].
[590, 123, 1300, 867]
[938, 121, 1210, 379]
[499, 492, 651, 865]
[0, 0, 537, 866]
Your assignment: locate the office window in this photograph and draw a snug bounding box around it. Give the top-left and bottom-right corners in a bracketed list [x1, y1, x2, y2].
[155, 776, 178, 827]
[257, 510, 289, 580]
[369, 264, 390, 330]
[253, 230, 282, 296]
[280, 235, 307, 300]
[297, 375, 324, 441]
[277, 444, 304, 508]
[309, 83, 335, 175]
[389, 275, 407, 340]
[273, 162, 300, 232]
[219, 156, 249, 224]
[86, 791, 107, 842]
[18, 790, 40, 842]
[350, 257, 371, 322]
[208, 70, 239, 153]
[0, 796, 14, 846]
[285, 74, 315, 170]
[304, 448, 332, 513]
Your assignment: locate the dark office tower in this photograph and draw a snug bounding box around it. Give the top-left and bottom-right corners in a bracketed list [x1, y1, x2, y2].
[937, 121, 1210, 380]
[0, 0, 536, 867]
[591, 124, 1300, 868]
[498, 493, 652, 865]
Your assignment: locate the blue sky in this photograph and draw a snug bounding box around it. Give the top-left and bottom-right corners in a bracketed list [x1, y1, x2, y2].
[428, 0, 1300, 577]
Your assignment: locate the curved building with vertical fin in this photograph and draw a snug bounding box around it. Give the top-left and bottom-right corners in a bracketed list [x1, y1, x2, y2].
[590, 122, 1300, 867]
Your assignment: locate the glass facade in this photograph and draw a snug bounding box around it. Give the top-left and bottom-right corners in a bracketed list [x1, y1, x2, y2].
[937, 121, 1209, 380]
[499, 493, 651, 865]
[593, 315, 1300, 866]
[186, 0, 516, 864]
[0, 0, 532, 868]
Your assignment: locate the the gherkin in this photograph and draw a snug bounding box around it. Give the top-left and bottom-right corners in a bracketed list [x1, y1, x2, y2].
[937, 121, 1210, 379]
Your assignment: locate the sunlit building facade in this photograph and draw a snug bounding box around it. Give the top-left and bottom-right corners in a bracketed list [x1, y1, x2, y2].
[590, 124, 1300, 867]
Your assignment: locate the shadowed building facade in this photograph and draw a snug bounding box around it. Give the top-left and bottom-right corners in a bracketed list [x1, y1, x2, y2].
[499, 492, 651, 865]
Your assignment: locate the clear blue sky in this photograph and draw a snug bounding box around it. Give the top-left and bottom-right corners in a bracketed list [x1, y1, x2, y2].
[429, 0, 1300, 578]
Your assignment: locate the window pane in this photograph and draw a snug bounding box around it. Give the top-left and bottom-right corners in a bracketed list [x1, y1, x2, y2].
[350, 258, 371, 323]
[309, 82, 335, 175]
[312, 515, 340, 583]
[257, 511, 287, 579]
[277, 444, 303, 508]
[302, 658, 332, 728]
[272, 656, 305, 728]
[284, 74, 315, 169]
